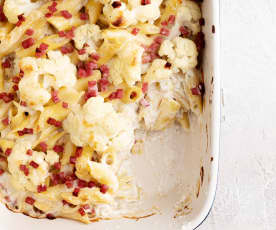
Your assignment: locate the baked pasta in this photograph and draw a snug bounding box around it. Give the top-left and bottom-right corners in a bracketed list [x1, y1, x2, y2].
[0, 0, 204, 223]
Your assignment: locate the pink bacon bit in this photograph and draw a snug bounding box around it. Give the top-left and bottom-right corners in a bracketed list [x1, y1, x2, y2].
[53, 145, 64, 153]
[39, 142, 48, 152]
[73, 187, 80, 197]
[2, 59, 11, 68]
[65, 180, 73, 188]
[154, 36, 164, 44]
[0, 169, 4, 176]
[78, 48, 86, 55]
[12, 85, 19, 91]
[47, 117, 62, 128]
[131, 28, 140, 35]
[99, 64, 109, 78]
[51, 89, 60, 103]
[70, 156, 77, 164]
[90, 53, 100, 61]
[20, 101, 27, 106]
[80, 12, 89, 20]
[46, 214, 56, 220]
[78, 179, 87, 188]
[141, 0, 150, 5]
[88, 181, 95, 188]
[86, 61, 98, 71]
[168, 15, 175, 24]
[22, 38, 35, 49]
[78, 207, 85, 216]
[75, 147, 83, 158]
[19, 164, 29, 176]
[109, 89, 123, 100]
[100, 184, 109, 194]
[0, 92, 14, 103]
[16, 14, 25, 27]
[84, 80, 98, 100]
[142, 82, 148, 94]
[2, 117, 9, 126]
[160, 27, 170, 36]
[26, 149, 33, 156]
[18, 128, 33, 136]
[161, 20, 168, 26]
[53, 162, 61, 170]
[30, 161, 39, 169]
[0, 6, 7, 22]
[65, 27, 75, 39]
[77, 68, 87, 78]
[60, 10, 72, 19]
[45, 12, 53, 18]
[5, 148, 12, 156]
[48, 1, 57, 13]
[12, 77, 20, 84]
[25, 29, 34, 36]
[191, 87, 201, 95]
[37, 184, 47, 193]
[179, 26, 190, 37]
[98, 78, 109, 92]
[60, 45, 74, 54]
[58, 31, 66, 37]
[25, 197, 35, 205]
[62, 102, 68, 108]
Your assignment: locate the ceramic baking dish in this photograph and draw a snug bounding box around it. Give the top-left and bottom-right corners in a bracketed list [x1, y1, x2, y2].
[0, 0, 220, 229]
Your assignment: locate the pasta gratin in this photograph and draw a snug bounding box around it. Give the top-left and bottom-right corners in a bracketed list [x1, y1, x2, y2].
[0, 0, 204, 223]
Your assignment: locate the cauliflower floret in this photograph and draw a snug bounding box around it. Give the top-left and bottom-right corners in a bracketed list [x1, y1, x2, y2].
[159, 37, 198, 73]
[109, 40, 143, 86]
[18, 72, 51, 108]
[73, 24, 102, 52]
[8, 140, 49, 192]
[143, 59, 172, 83]
[133, 1, 161, 23]
[170, 1, 201, 38]
[103, 1, 136, 28]
[19, 51, 77, 109]
[102, 0, 161, 28]
[45, 150, 59, 165]
[3, 0, 40, 24]
[63, 96, 135, 153]
[38, 51, 77, 88]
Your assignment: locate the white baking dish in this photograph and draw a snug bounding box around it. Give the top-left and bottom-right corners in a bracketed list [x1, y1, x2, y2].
[0, 0, 220, 229]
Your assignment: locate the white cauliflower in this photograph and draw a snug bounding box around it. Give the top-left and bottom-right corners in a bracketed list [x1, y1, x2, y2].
[159, 37, 198, 73]
[63, 96, 135, 153]
[109, 40, 143, 86]
[170, 0, 201, 38]
[37, 51, 77, 89]
[101, 0, 162, 28]
[8, 140, 49, 192]
[45, 150, 59, 165]
[19, 51, 77, 109]
[103, 1, 136, 28]
[73, 24, 102, 52]
[3, 0, 40, 24]
[143, 59, 172, 83]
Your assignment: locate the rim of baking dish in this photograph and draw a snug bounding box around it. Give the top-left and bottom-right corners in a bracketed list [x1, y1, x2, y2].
[192, 0, 221, 229]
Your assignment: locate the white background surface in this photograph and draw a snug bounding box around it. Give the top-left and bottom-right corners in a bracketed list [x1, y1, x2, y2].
[199, 1, 276, 229]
